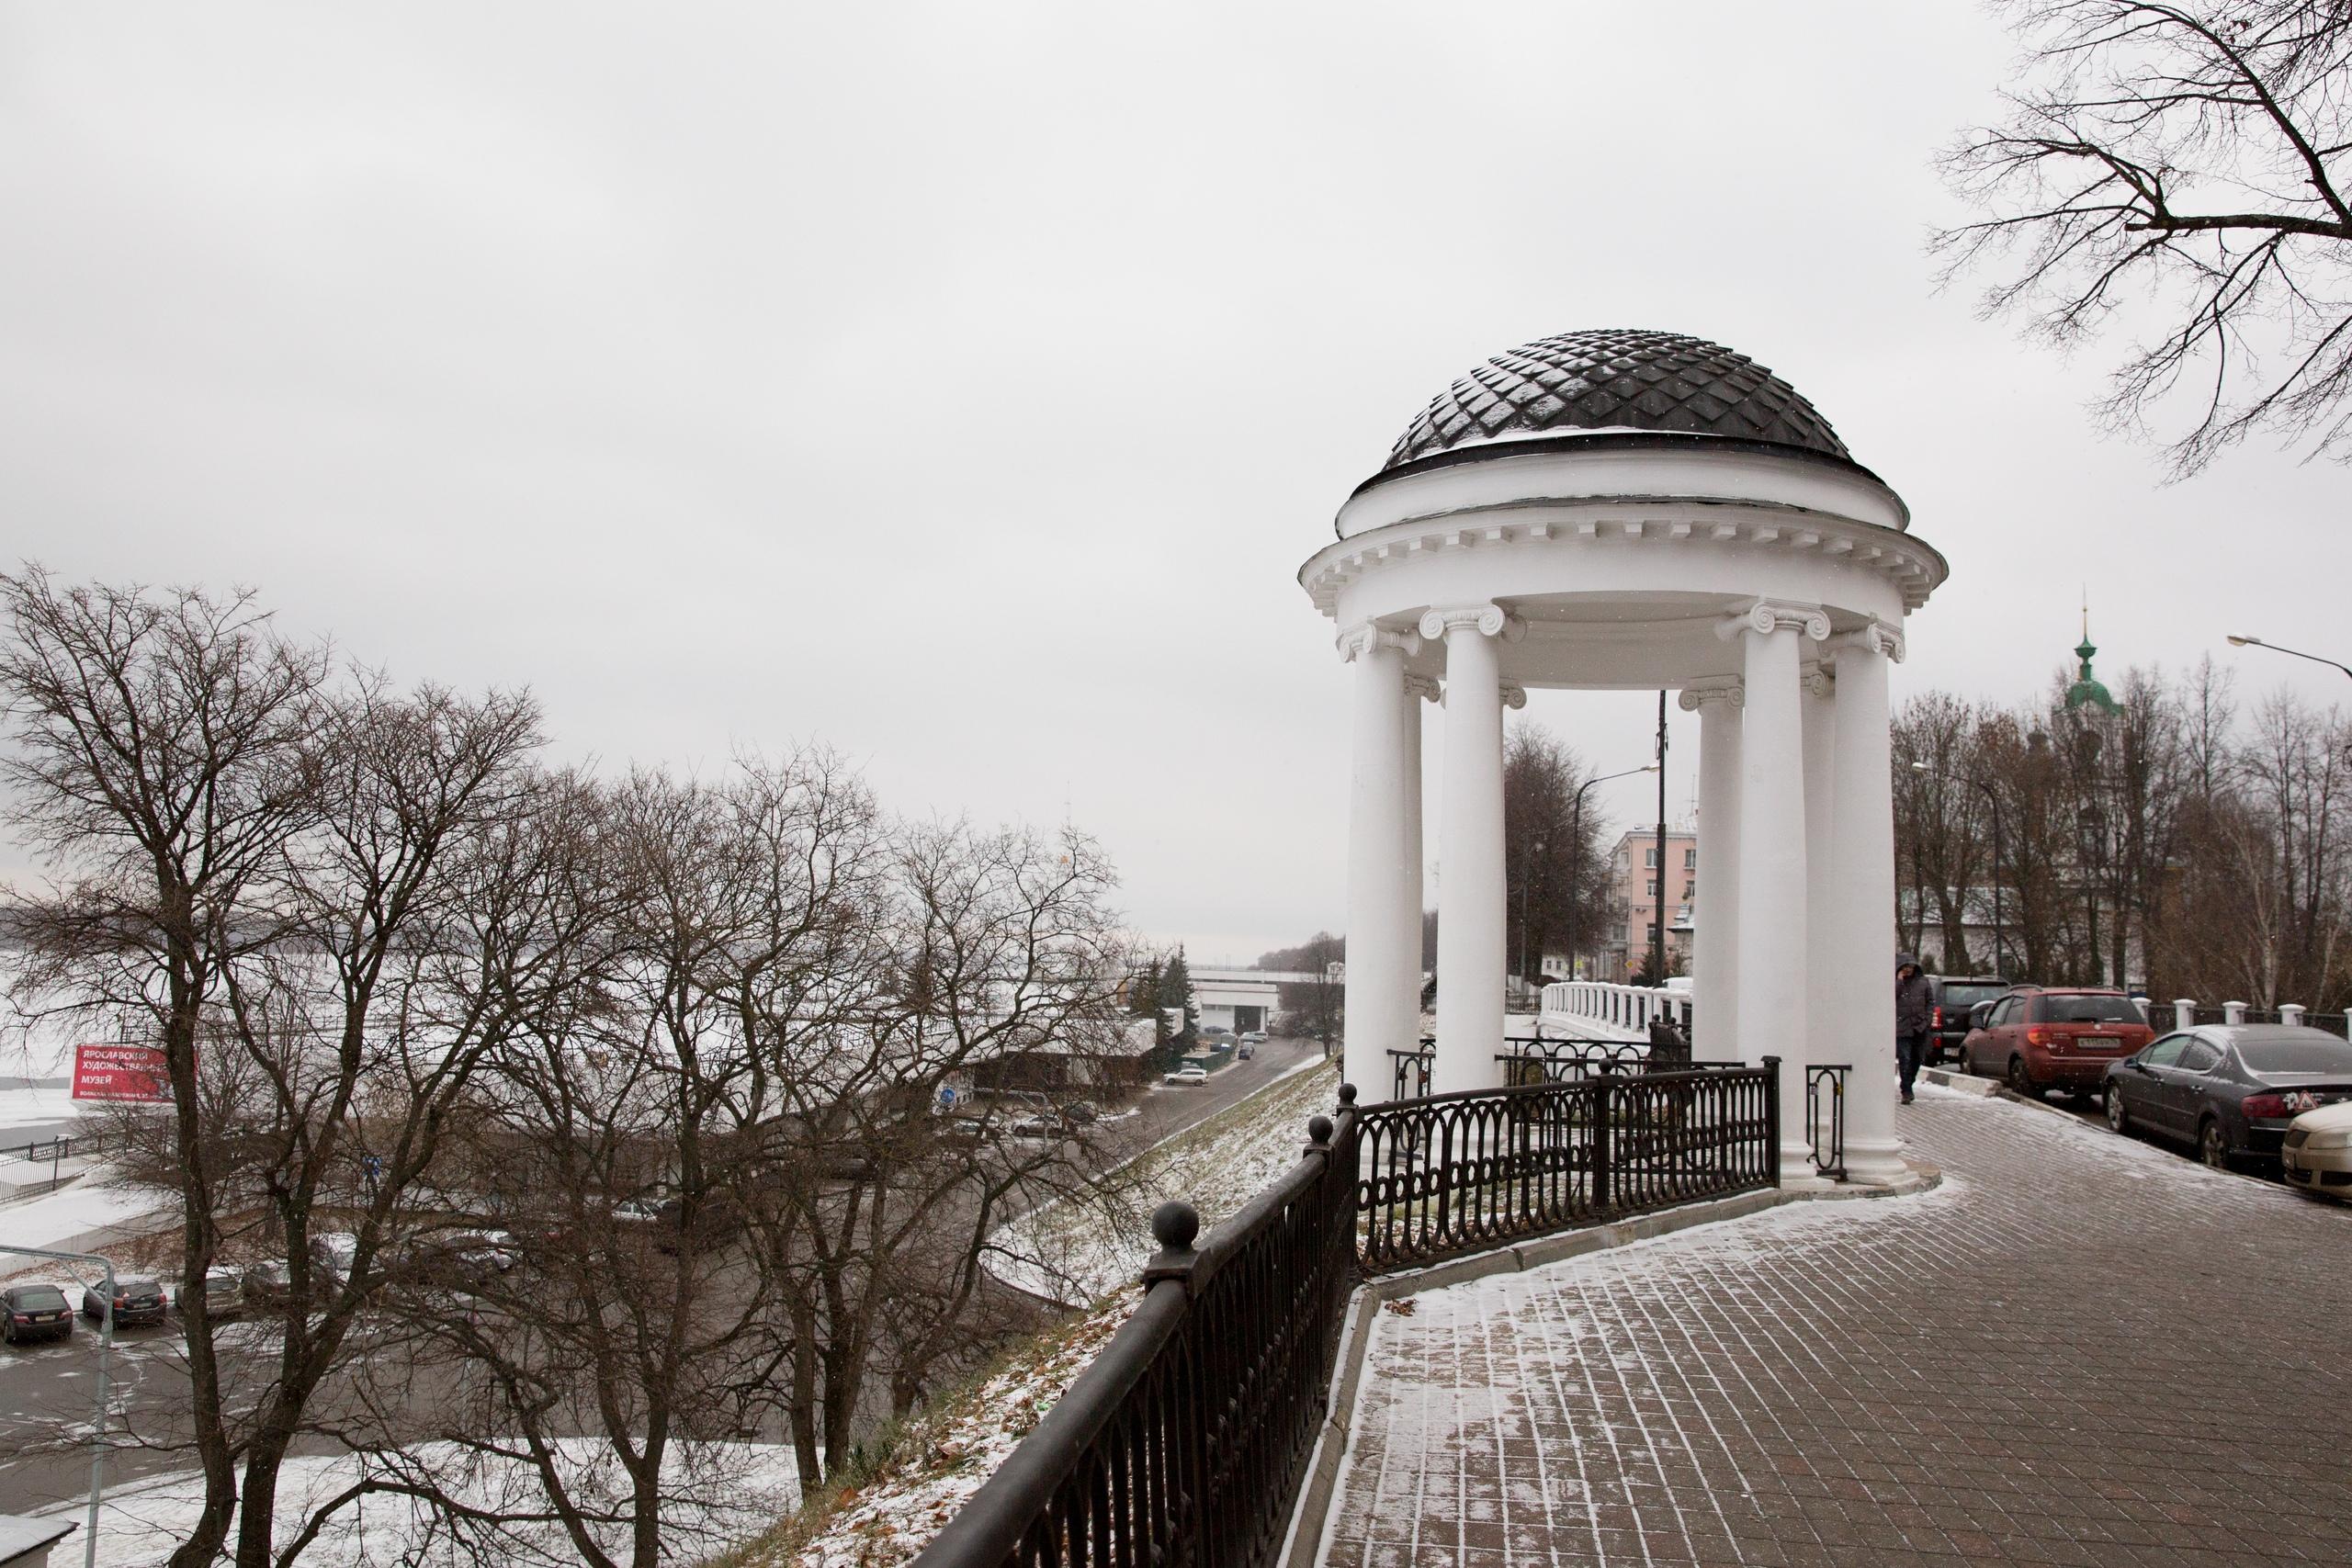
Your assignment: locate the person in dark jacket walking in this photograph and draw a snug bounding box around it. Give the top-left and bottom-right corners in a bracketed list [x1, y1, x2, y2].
[1894, 953, 1933, 1103]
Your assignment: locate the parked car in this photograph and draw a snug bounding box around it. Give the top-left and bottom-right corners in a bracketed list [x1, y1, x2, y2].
[309, 1232, 361, 1287]
[941, 1111, 1001, 1143]
[1058, 1100, 1100, 1126]
[437, 1230, 520, 1279]
[1240, 1030, 1268, 1044]
[1927, 976, 2009, 1065]
[1164, 1065, 1209, 1086]
[1961, 987, 2153, 1098]
[2, 1283, 74, 1345]
[194, 1267, 244, 1321]
[607, 1197, 667, 1227]
[2280, 1100, 2352, 1201]
[650, 1193, 744, 1255]
[1006, 1112, 1067, 1140]
[244, 1259, 292, 1304]
[81, 1275, 168, 1328]
[1237, 1043, 1256, 1060]
[2106, 1024, 2352, 1168]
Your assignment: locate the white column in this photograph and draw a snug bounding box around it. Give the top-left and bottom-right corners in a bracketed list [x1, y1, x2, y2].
[1724, 600, 1828, 1179]
[1802, 663, 1838, 1144]
[1402, 674, 1437, 1048]
[1340, 622, 1423, 1101]
[1422, 603, 1519, 1094]
[1679, 682, 1743, 1064]
[1829, 619, 1905, 1183]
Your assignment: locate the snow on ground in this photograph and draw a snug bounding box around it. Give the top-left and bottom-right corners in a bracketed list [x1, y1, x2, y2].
[989, 1059, 1341, 1305]
[0, 1172, 167, 1253]
[0, 1078, 82, 1137]
[40, 1438, 800, 1568]
[727, 1293, 1130, 1568]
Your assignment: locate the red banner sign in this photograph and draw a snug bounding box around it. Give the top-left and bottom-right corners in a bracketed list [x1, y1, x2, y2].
[71, 1043, 171, 1103]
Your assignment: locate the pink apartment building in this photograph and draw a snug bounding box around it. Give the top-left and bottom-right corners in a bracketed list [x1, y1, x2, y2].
[1598, 823, 1697, 981]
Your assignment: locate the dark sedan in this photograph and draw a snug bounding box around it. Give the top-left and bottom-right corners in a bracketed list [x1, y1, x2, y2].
[2, 1283, 76, 1345]
[81, 1275, 168, 1328]
[2105, 1025, 2352, 1169]
[1928, 976, 2009, 1066]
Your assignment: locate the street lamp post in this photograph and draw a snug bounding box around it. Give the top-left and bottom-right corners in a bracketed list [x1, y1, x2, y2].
[1516, 831, 1547, 988]
[1566, 762, 1660, 982]
[1975, 775, 2007, 977]
[2227, 634, 2352, 680]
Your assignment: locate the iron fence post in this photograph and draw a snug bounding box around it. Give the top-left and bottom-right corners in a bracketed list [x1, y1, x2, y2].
[1138, 1201, 1205, 1568]
[1763, 1055, 1782, 1188]
[1590, 1059, 1613, 1213]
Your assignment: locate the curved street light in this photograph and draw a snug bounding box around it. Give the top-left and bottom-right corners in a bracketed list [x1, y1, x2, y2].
[2226, 634, 2352, 681]
[1551, 762, 1661, 984]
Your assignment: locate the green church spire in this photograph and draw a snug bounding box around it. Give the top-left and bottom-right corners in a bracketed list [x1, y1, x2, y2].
[2064, 600, 2120, 716]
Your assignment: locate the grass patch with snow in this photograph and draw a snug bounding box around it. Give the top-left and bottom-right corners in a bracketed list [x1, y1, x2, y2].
[713, 1059, 1343, 1568]
[989, 1059, 1340, 1305]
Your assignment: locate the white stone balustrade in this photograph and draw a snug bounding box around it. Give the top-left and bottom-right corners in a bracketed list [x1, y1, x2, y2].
[1541, 980, 1691, 1042]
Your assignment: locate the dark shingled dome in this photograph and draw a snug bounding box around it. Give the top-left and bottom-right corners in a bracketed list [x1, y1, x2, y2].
[1385, 328, 1850, 471]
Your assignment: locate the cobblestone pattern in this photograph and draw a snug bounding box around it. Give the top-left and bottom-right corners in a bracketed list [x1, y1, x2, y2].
[1321, 1086, 2352, 1568]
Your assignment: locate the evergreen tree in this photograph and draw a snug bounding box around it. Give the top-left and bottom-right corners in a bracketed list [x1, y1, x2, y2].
[1129, 958, 1163, 1015]
[1155, 945, 1198, 1068]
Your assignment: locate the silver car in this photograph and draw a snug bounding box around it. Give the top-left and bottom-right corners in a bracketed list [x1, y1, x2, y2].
[2281, 1100, 2352, 1201]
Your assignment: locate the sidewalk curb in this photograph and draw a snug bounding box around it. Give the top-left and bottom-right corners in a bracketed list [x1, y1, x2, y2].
[1280, 1162, 1942, 1568]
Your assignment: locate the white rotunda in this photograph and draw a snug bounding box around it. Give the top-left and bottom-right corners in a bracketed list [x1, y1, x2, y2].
[1300, 328, 1946, 1182]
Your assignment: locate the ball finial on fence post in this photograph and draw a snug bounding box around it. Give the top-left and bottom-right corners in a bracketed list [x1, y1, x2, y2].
[1338, 1082, 1358, 1107]
[1141, 1199, 1204, 1293]
[1149, 1200, 1200, 1253]
[1306, 1114, 1333, 1149]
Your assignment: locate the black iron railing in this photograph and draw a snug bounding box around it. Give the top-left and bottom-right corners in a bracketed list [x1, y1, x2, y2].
[911, 1108, 1361, 1568]
[1805, 1064, 1849, 1180]
[918, 1057, 1780, 1568]
[1388, 1047, 1431, 1102]
[2, 1134, 96, 1167]
[1354, 1061, 1778, 1271]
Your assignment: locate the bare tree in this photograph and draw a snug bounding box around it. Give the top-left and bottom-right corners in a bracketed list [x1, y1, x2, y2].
[1272, 932, 1344, 1057]
[744, 817, 1125, 1487]
[1502, 722, 1612, 986]
[1940, 1, 2352, 472]
[0, 570, 325, 1562]
[0, 570, 554, 1568]
[1893, 693, 1990, 972]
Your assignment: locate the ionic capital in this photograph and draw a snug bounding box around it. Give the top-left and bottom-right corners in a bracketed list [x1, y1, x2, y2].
[1404, 674, 1443, 704]
[1500, 682, 1529, 711]
[1802, 663, 1836, 699]
[1419, 602, 1523, 643]
[1678, 679, 1746, 713]
[1337, 620, 1423, 663]
[1714, 598, 1830, 643]
[1828, 615, 1906, 662]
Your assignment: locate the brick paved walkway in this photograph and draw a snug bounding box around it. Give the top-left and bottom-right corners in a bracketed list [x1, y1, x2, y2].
[1320, 1085, 2352, 1568]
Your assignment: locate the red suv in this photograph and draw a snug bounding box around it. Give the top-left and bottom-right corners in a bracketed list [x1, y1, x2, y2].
[1961, 987, 2154, 1099]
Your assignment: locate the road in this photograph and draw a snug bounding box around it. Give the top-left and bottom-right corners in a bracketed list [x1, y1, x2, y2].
[1125, 1033, 1326, 1145]
[0, 1035, 1334, 1517]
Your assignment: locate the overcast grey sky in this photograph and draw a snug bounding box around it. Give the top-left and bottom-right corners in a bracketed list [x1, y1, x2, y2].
[3, 2, 2346, 964]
